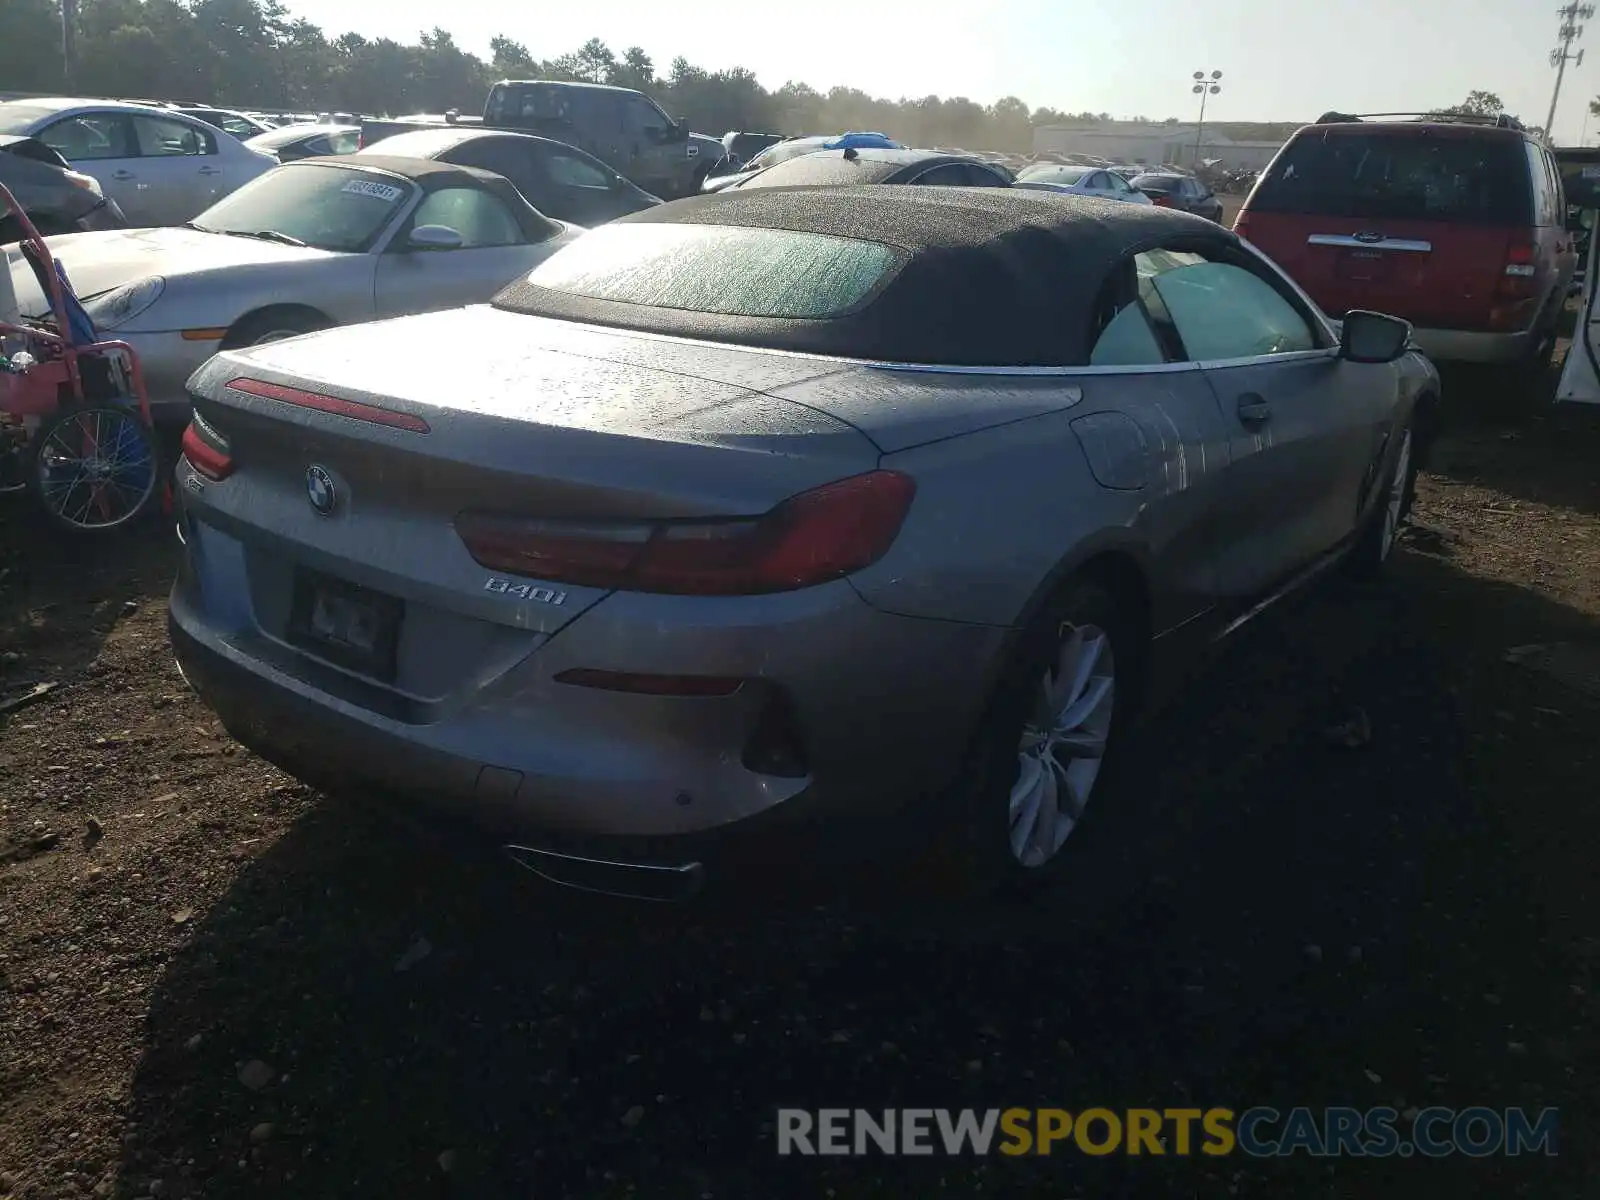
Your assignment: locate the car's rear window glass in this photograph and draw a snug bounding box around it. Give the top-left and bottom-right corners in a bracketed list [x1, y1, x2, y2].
[525, 223, 899, 318]
[743, 140, 827, 171]
[1018, 164, 1091, 185]
[1250, 131, 1533, 224]
[1131, 174, 1184, 190]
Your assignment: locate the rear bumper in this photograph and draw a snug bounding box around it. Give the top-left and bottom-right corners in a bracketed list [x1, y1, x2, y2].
[167, 511, 1005, 864]
[1408, 326, 1538, 365]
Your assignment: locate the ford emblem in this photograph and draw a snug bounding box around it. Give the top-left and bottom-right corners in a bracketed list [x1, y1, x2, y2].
[306, 464, 337, 516]
[1353, 230, 1384, 244]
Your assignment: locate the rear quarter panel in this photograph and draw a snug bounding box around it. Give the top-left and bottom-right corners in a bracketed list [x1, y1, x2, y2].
[845, 369, 1233, 635]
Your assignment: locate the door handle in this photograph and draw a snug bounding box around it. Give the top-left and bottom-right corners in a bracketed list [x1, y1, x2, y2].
[112, 170, 135, 180]
[1237, 394, 1271, 424]
[198, 166, 222, 175]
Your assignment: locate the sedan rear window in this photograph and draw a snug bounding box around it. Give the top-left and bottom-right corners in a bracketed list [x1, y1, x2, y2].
[1249, 131, 1533, 224]
[524, 223, 899, 319]
[1017, 164, 1091, 185]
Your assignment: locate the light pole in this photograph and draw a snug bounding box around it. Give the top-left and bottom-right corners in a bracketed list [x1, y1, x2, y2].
[1548, 4, 1594, 140]
[1191, 70, 1222, 169]
[60, 0, 77, 91]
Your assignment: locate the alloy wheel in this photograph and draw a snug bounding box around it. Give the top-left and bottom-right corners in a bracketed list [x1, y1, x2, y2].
[1008, 622, 1116, 867]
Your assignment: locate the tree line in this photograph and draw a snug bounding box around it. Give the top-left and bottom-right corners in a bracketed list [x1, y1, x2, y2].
[0, 0, 1307, 151]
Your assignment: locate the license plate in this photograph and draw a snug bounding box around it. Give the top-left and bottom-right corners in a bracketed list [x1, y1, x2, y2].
[288, 570, 402, 679]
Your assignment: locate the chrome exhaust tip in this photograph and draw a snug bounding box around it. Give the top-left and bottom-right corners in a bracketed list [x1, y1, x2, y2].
[504, 843, 705, 903]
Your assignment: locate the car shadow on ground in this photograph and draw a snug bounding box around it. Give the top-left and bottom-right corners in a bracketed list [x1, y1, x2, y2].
[112, 551, 1596, 1199]
[0, 506, 178, 722]
[1424, 364, 1600, 517]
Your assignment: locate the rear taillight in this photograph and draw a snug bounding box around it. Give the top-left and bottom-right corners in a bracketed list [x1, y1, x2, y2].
[1232, 212, 1251, 239]
[456, 470, 917, 596]
[180, 414, 233, 481]
[1501, 241, 1538, 282]
[1490, 240, 1541, 329]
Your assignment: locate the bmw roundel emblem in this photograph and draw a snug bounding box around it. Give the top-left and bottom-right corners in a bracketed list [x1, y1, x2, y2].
[305, 464, 337, 516]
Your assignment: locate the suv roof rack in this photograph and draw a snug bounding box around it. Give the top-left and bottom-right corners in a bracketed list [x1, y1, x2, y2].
[1314, 110, 1528, 132]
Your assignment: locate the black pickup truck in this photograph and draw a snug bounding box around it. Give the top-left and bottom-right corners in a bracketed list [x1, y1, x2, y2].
[360, 80, 725, 200]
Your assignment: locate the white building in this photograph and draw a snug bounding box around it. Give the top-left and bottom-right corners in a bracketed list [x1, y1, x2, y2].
[1032, 122, 1286, 171]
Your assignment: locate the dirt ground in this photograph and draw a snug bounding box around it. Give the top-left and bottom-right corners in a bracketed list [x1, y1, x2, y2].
[1, 359, 1598, 1198]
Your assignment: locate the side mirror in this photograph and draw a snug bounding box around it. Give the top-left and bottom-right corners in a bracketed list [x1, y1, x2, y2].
[1340, 309, 1412, 364]
[408, 224, 464, 251]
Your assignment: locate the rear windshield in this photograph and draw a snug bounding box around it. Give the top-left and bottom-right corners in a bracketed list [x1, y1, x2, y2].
[1250, 130, 1533, 224]
[486, 85, 570, 124]
[743, 139, 827, 171]
[1132, 174, 1184, 190]
[1017, 164, 1090, 185]
[523, 223, 899, 318]
[361, 130, 461, 158]
[248, 124, 354, 150]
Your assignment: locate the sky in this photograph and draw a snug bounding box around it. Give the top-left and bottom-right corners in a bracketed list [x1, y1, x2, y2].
[285, 0, 1600, 141]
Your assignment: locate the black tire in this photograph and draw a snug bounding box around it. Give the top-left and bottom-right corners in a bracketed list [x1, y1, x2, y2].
[220, 308, 330, 351]
[929, 577, 1141, 900]
[26, 403, 161, 533]
[1347, 420, 1417, 580]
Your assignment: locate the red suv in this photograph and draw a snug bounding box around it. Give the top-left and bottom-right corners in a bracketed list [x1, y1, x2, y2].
[1234, 113, 1577, 370]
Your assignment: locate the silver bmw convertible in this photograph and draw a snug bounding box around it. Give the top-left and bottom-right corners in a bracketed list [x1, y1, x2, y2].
[168, 186, 1439, 901]
[4, 154, 582, 422]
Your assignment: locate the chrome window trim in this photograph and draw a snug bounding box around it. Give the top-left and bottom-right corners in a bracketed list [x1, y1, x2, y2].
[1307, 233, 1433, 253]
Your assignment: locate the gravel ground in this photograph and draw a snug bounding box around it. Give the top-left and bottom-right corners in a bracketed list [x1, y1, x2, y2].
[1, 367, 1598, 1199]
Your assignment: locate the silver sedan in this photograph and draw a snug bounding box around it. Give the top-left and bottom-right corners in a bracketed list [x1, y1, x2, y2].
[4, 155, 583, 421]
[0, 99, 276, 226]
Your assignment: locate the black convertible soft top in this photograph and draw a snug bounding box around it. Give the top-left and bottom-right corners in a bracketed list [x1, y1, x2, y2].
[492, 185, 1232, 366]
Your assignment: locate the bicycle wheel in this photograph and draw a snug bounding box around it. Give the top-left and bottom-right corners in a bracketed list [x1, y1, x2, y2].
[28, 403, 160, 532]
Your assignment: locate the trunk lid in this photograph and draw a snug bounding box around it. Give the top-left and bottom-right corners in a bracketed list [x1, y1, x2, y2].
[183, 306, 880, 645]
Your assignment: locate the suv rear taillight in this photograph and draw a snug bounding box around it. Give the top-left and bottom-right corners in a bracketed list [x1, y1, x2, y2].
[1232, 212, 1251, 239]
[455, 470, 917, 596]
[1150, 194, 1173, 208]
[1490, 240, 1541, 330]
[180, 413, 233, 481]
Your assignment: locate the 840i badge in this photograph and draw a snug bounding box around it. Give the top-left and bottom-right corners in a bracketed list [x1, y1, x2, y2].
[484, 578, 567, 605]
